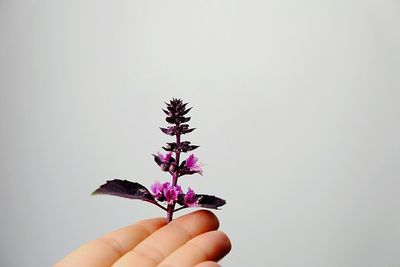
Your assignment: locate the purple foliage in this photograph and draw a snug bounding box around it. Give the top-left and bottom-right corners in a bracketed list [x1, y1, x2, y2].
[93, 98, 226, 223]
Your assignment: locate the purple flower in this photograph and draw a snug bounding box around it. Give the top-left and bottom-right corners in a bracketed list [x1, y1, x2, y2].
[161, 181, 171, 191]
[150, 181, 163, 199]
[157, 152, 172, 163]
[185, 154, 203, 174]
[163, 184, 182, 205]
[184, 187, 198, 207]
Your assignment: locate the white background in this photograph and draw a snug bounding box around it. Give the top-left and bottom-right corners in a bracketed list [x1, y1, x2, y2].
[1, 1, 400, 266]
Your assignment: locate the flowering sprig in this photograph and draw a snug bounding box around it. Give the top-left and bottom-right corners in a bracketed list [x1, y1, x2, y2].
[93, 98, 226, 223]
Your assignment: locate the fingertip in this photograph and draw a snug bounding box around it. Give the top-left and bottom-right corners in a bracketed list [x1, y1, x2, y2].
[157, 230, 231, 266]
[195, 209, 220, 230]
[176, 209, 220, 230]
[205, 231, 232, 261]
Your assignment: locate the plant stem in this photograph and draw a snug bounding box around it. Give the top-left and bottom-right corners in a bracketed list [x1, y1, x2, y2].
[172, 133, 180, 186]
[166, 125, 181, 223]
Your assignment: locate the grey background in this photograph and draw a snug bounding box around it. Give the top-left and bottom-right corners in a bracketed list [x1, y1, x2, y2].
[1, 0, 400, 266]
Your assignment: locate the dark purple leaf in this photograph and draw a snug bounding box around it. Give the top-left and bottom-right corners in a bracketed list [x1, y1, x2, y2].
[185, 145, 199, 152]
[185, 128, 196, 134]
[180, 141, 191, 145]
[92, 179, 156, 203]
[176, 193, 185, 206]
[179, 142, 190, 152]
[197, 195, 226, 209]
[162, 142, 176, 151]
[179, 116, 191, 123]
[163, 142, 199, 152]
[160, 127, 176, 136]
[159, 127, 170, 135]
[153, 154, 162, 165]
[179, 160, 186, 169]
[180, 124, 195, 134]
[166, 117, 176, 124]
[180, 107, 192, 116]
[179, 124, 195, 134]
[180, 124, 189, 129]
[189, 145, 199, 151]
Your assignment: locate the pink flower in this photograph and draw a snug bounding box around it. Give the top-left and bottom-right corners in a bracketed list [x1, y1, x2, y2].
[185, 154, 203, 174]
[157, 152, 172, 163]
[163, 184, 182, 205]
[150, 181, 163, 199]
[184, 187, 198, 207]
[161, 181, 171, 192]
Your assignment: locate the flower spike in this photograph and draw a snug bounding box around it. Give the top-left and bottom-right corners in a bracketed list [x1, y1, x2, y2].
[93, 98, 226, 223]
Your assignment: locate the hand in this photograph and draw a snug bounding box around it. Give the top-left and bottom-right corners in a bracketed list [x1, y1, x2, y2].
[55, 210, 231, 267]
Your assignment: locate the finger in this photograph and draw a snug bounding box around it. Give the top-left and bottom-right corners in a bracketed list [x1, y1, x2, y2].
[113, 210, 219, 267]
[54, 217, 166, 267]
[194, 261, 221, 267]
[159, 230, 231, 267]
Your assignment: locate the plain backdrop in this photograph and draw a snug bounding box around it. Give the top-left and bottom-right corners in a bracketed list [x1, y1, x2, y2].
[1, 0, 399, 266]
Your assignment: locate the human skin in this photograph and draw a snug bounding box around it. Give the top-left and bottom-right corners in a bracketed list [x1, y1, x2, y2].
[54, 210, 231, 267]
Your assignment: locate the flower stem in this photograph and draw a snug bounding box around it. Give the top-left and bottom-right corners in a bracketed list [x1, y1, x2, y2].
[166, 125, 181, 223]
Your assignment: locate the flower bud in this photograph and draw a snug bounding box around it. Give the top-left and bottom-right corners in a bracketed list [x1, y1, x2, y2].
[169, 163, 177, 173]
[161, 163, 169, 172]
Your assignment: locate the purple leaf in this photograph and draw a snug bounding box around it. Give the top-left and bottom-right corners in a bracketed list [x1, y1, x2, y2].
[162, 142, 176, 151]
[166, 117, 176, 124]
[180, 124, 195, 134]
[179, 141, 197, 152]
[92, 179, 156, 204]
[197, 195, 226, 209]
[180, 107, 192, 116]
[163, 142, 199, 153]
[153, 154, 163, 165]
[179, 116, 191, 123]
[187, 145, 199, 151]
[160, 127, 175, 136]
[181, 102, 188, 109]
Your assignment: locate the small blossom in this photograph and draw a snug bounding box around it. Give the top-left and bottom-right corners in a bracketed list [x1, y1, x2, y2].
[157, 152, 172, 163]
[185, 154, 203, 174]
[150, 181, 163, 199]
[161, 181, 171, 191]
[163, 184, 182, 204]
[184, 187, 198, 207]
